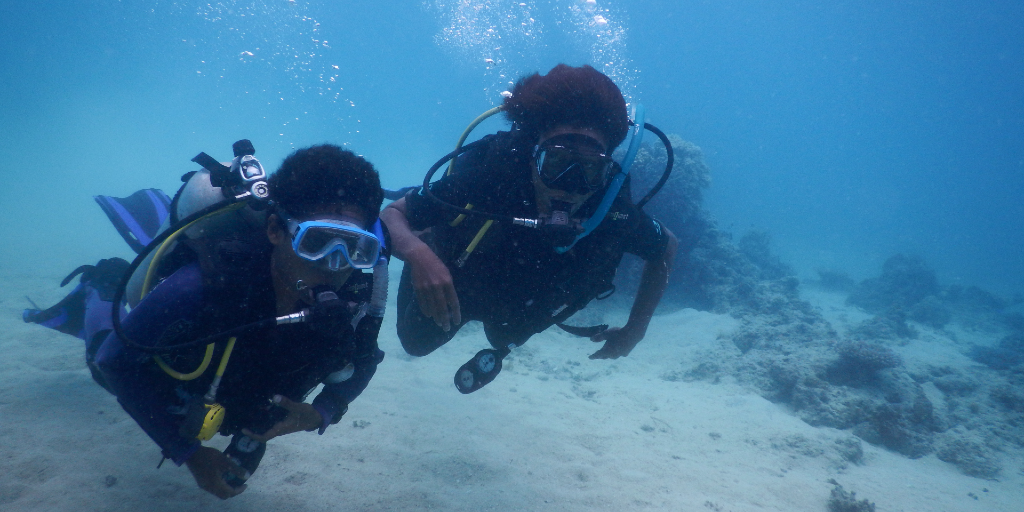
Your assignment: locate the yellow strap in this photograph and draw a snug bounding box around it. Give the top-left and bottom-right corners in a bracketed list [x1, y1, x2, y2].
[450, 204, 473, 227]
[215, 337, 237, 378]
[154, 336, 236, 381]
[444, 106, 504, 250]
[154, 343, 215, 381]
[141, 202, 247, 301]
[447, 106, 504, 176]
[465, 220, 494, 253]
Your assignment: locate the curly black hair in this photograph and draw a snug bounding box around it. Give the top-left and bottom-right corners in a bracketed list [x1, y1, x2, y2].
[502, 64, 629, 149]
[268, 144, 383, 224]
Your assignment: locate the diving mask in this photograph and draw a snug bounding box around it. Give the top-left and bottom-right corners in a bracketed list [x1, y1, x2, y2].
[281, 212, 381, 271]
[534, 134, 614, 195]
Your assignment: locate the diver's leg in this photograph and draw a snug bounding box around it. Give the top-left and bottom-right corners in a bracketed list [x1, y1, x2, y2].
[396, 263, 461, 356]
[482, 322, 534, 351]
[24, 258, 128, 391]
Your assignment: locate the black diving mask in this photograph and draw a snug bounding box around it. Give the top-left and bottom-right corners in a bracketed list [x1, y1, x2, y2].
[533, 134, 614, 195]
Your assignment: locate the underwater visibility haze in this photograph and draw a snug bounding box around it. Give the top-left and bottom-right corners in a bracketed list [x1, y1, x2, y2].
[1, 0, 1022, 294]
[3, 0, 1024, 510]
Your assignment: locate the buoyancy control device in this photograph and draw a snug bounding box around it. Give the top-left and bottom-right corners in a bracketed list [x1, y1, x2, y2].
[108, 139, 390, 446]
[422, 106, 675, 394]
[111, 139, 390, 355]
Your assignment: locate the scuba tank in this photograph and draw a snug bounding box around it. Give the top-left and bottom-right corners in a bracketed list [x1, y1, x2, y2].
[109, 139, 391, 455]
[114, 138, 391, 354]
[125, 140, 270, 307]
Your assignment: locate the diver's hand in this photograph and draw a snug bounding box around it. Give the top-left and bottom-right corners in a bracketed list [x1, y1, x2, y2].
[407, 244, 462, 331]
[589, 325, 645, 359]
[185, 446, 249, 499]
[242, 395, 321, 442]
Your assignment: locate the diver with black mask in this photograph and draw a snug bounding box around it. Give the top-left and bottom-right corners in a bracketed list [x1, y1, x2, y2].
[382, 64, 679, 394]
[23, 143, 389, 499]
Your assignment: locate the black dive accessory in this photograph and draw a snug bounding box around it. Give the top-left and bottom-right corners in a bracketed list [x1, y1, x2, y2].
[533, 134, 615, 194]
[223, 433, 266, 488]
[116, 277, 344, 354]
[420, 122, 674, 238]
[191, 139, 270, 203]
[454, 345, 513, 394]
[169, 287, 344, 450]
[541, 199, 584, 248]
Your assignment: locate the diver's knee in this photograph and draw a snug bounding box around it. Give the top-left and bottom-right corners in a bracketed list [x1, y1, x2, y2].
[398, 329, 444, 357]
[400, 342, 435, 357]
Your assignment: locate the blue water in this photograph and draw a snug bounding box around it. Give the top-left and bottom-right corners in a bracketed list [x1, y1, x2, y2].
[1, 0, 1022, 295]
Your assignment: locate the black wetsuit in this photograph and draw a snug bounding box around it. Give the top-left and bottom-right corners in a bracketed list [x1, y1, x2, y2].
[398, 131, 669, 355]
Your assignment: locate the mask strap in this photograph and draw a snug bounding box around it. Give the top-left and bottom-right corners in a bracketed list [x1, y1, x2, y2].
[371, 218, 386, 252]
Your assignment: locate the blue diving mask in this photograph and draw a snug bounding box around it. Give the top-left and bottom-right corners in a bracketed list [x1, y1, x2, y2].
[281, 212, 382, 271]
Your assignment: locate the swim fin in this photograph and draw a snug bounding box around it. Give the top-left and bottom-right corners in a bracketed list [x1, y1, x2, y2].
[94, 189, 172, 253]
[22, 258, 130, 339]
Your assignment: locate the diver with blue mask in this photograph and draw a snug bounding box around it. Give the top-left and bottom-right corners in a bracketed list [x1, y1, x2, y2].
[24, 143, 389, 500]
[382, 64, 680, 394]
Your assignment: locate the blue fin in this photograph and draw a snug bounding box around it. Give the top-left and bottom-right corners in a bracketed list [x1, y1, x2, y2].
[23, 258, 129, 340]
[94, 189, 171, 253]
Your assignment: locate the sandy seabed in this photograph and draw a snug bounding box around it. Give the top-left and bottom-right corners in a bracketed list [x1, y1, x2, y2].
[1, 265, 1021, 512]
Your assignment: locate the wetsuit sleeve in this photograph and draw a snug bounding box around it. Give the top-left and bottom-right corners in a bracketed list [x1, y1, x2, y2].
[622, 207, 670, 261]
[93, 263, 207, 465]
[403, 141, 490, 231]
[310, 316, 385, 434]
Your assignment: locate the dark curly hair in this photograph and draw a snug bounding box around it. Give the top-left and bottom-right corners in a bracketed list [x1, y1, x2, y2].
[268, 144, 383, 225]
[503, 64, 629, 149]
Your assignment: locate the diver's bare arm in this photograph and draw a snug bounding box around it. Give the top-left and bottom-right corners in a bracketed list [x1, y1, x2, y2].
[626, 226, 677, 335]
[381, 198, 426, 261]
[590, 226, 677, 359]
[381, 198, 462, 330]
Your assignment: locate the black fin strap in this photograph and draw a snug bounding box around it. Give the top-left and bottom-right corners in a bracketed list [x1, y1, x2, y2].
[556, 323, 609, 338]
[60, 265, 92, 287]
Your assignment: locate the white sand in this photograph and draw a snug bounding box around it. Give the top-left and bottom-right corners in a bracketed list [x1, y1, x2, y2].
[1, 266, 1021, 511]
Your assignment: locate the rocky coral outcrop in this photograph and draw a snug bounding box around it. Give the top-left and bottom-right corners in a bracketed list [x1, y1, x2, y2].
[618, 135, 1024, 478]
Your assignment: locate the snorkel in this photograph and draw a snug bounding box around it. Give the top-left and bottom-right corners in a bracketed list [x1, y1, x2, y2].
[553, 104, 645, 253]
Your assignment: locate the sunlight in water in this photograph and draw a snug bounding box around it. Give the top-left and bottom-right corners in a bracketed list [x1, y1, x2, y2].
[185, 0, 345, 103]
[428, 0, 636, 103]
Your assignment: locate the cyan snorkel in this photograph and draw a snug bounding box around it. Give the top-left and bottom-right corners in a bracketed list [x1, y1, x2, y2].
[554, 104, 645, 253]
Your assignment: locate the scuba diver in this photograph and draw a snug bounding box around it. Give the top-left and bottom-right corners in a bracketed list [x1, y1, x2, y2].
[382, 64, 679, 394]
[23, 143, 389, 499]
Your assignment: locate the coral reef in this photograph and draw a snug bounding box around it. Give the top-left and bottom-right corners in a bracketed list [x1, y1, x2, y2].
[906, 295, 951, 329]
[625, 135, 745, 311]
[816, 268, 855, 292]
[617, 135, 1024, 478]
[826, 480, 876, 512]
[737, 230, 794, 280]
[935, 428, 1002, 478]
[850, 308, 917, 341]
[847, 254, 939, 314]
[969, 332, 1024, 370]
[827, 340, 902, 385]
